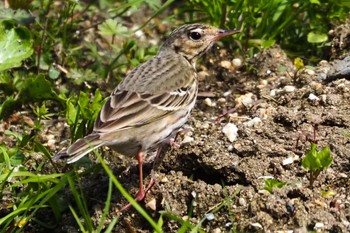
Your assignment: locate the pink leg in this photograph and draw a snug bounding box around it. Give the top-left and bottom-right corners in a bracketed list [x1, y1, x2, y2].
[120, 151, 155, 212]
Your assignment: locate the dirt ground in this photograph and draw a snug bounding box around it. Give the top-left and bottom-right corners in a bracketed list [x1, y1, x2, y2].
[102, 20, 350, 232]
[2, 16, 350, 233]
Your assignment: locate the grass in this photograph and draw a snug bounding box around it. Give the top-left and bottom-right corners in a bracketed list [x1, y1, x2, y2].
[0, 0, 347, 231]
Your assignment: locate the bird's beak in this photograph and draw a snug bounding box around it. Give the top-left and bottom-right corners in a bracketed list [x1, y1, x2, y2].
[212, 29, 240, 41]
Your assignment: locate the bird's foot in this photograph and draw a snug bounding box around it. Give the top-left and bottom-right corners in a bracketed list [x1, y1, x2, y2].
[120, 178, 155, 212]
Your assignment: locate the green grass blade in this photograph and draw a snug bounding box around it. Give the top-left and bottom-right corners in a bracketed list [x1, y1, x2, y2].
[104, 217, 119, 233]
[67, 173, 94, 232]
[96, 151, 163, 233]
[69, 205, 86, 232]
[96, 177, 113, 233]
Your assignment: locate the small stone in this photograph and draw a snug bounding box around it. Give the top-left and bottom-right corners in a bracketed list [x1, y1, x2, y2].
[191, 191, 197, 198]
[308, 93, 319, 101]
[223, 90, 232, 97]
[243, 117, 262, 127]
[320, 94, 327, 103]
[182, 135, 194, 144]
[222, 123, 238, 142]
[160, 177, 168, 183]
[213, 228, 221, 233]
[282, 157, 294, 165]
[236, 93, 255, 108]
[250, 222, 263, 229]
[238, 197, 247, 207]
[314, 222, 324, 230]
[283, 85, 296, 92]
[232, 58, 242, 68]
[220, 60, 233, 69]
[198, 70, 210, 81]
[204, 98, 216, 107]
[146, 198, 157, 211]
[217, 98, 226, 104]
[305, 68, 315, 75]
[206, 213, 215, 221]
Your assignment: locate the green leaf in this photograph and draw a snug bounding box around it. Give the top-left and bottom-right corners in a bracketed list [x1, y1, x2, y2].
[91, 89, 105, 120]
[261, 39, 276, 48]
[65, 99, 78, 126]
[0, 8, 34, 24]
[318, 145, 332, 168]
[302, 143, 332, 171]
[0, 20, 33, 71]
[0, 96, 21, 119]
[20, 75, 59, 101]
[10, 151, 25, 166]
[307, 32, 328, 43]
[309, 0, 321, 5]
[48, 66, 61, 80]
[263, 178, 286, 194]
[98, 19, 128, 37]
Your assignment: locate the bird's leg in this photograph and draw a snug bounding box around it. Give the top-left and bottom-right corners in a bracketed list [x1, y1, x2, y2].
[120, 151, 155, 212]
[168, 128, 192, 149]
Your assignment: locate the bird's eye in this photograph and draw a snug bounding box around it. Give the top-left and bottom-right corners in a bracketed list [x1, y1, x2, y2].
[189, 31, 202, 41]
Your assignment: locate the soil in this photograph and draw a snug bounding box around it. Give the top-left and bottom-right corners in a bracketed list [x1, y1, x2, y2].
[2, 15, 350, 233]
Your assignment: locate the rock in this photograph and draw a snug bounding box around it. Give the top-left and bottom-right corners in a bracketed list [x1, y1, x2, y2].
[206, 213, 215, 221]
[220, 60, 233, 70]
[222, 123, 238, 142]
[232, 58, 243, 68]
[235, 93, 256, 108]
[308, 93, 319, 101]
[283, 85, 296, 92]
[243, 117, 262, 127]
[146, 198, 157, 211]
[204, 98, 216, 107]
[282, 157, 294, 165]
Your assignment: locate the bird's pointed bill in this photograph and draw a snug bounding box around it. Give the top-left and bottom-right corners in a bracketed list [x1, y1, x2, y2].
[212, 28, 240, 41]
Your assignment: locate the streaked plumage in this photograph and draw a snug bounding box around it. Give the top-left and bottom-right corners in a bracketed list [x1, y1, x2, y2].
[55, 23, 239, 210]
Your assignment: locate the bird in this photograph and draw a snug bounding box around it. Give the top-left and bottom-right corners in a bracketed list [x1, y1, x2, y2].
[55, 23, 240, 210]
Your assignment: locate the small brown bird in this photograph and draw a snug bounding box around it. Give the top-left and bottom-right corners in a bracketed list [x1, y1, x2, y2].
[55, 23, 239, 210]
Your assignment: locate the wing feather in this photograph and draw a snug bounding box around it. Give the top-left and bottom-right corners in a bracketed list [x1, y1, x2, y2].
[93, 53, 198, 134]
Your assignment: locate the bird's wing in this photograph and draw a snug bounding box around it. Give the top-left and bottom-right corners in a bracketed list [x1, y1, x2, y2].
[93, 81, 197, 133]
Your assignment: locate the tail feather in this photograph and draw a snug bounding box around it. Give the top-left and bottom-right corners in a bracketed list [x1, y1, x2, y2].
[54, 134, 103, 164]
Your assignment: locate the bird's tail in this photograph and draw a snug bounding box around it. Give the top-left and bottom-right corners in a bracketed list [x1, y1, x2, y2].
[54, 134, 103, 164]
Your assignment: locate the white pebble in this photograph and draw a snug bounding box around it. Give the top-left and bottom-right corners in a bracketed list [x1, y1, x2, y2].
[283, 85, 296, 93]
[217, 98, 226, 104]
[232, 58, 242, 68]
[308, 93, 319, 101]
[250, 222, 263, 229]
[314, 222, 324, 230]
[220, 60, 233, 69]
[146, 198, 157, 211]
[223, 90, 232, 97]
[206, 213, 215, 221]
[222, 123, 238, 142]
[243, 117, 262, 127]
[182, 135, 194, 144]
[238, 197, 247, 206]
[240, 93, 255, 107]
[282, 157, 294, 165]
[191, 191, 197, 198]
[305, 68, 315, 75]
[204, 98, 216, 107]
